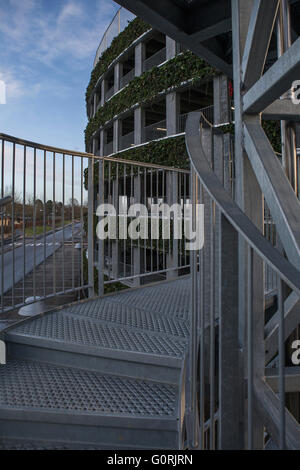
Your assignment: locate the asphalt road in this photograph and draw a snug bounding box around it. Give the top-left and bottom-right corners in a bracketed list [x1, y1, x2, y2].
[0, 223, 81, 295]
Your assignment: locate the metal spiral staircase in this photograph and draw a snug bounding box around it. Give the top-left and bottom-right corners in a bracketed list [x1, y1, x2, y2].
[0, 0, 300, 450]
[0, 278, 190, 449]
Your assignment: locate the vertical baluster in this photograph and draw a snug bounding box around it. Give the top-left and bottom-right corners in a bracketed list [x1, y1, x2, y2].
[53, 152, 56, 295]
[80, 157, 84, 290]
[156, 169, 159, 272]
[130, 164, 133, 279]
[1, 139, 4, 312]
[108, 161, 112, 280]
[43, 150, 46, 298]
[162, 169, 165, 272]
[123, 163, 127, 279]
[12, 143, 16, 309]
[22, 146, 26, 304]
[199, 182, 205, 449]
[247, 245, 254, 450]
[33, 148, 37, 300]
[98, 158, 104, 296]
[210, 198, 216, 449]
[190, 167, 199, 448]
[62, 154, 65, 292]
[144, 168, 147, 275]
[71, 155, 75, 291]
[88, 155, 95, 297]
[278, 276, 286, 450]
[150, 169, 153, 273]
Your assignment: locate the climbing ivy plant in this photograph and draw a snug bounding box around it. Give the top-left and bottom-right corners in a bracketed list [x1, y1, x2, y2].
[218, 121, 282, 154]
[84, 135, 189, 189]
[86, 18, 151, 103]
[85, 51, 216, 148]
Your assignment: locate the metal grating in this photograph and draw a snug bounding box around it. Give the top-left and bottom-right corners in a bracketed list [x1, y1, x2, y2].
[0, 360, 177, 416]
[9, 313, 188, 358]
[64, 298, 190, 338]
[109, 278, 191, 320]
[0, 439, 102, 450]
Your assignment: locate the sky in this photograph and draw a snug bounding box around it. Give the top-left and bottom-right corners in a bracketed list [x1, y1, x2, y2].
[0, 0, 121, 152]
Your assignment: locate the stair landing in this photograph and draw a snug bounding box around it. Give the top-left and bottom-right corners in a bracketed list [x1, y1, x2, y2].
[0, 277, 191, 449]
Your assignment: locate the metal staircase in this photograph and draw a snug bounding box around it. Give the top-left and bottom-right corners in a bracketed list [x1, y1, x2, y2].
[0, 278, 190, 449]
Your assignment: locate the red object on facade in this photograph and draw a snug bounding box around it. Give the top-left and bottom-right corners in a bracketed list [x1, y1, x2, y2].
[229, 80, 233, 99]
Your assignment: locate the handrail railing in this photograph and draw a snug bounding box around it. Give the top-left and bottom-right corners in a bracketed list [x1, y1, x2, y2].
[186, 113, 300, 294]
[0, 132, 190, 316]
[93, 7, 135, 68]
[0, 133, 93, 315]
[185, 111, 300, 450]
[0, 133, 94, 159]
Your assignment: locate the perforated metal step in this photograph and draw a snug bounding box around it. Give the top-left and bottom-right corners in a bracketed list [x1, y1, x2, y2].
[5, 281, 190, 382]
[63, 297, 190, 338]
[107, 278, 191, 321]
[0, 360, 177, 415]
[0, 439, 102, 450]
[0, 360, 182, 449]
[7, 312, 188, 358]
[1, 278, 190, 448]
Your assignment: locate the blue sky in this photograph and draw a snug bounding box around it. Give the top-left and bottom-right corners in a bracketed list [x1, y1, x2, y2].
[0, 0, 121, 152]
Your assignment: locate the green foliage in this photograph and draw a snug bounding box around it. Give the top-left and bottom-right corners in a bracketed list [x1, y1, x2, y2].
[84, 135, 189, 189]
[86, 18, 151, 103]
[218, 121, 282, 154]
[85, 51, 216, 148]
[262, 121, 282, 154]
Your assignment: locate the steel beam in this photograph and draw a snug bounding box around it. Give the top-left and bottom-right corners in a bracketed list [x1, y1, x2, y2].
[242, 0, 279, 90]
[244, 37, 300, 113]
[244, 119, 300, 270]
[254, 379, 300, 449]
[114, 0, 232, 76]
[266, 367, 300, 393]
[265, 291, 300, 363]
[263, 99, 300, 121]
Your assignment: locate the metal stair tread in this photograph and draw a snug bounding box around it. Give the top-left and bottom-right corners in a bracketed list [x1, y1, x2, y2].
[6, 311, 188, 360]
[62, 296, 190, 338]
[0, 438, 105, 450]
[105, 278, 191, 320]
[0, 360, 178, 419]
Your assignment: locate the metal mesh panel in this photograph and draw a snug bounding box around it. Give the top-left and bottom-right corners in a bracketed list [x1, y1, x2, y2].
[9, 313, 188, 358]
[0, 360, 177, 416]
[108, 278, 191, 320]
[64, 298, 190, 338]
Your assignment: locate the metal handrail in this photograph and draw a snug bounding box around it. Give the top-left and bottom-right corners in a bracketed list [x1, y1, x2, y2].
[93, 8, 135, 68]
[185, 111, 300, 296]
[95, 153, 190, 174]
[0, 133, 94, 159]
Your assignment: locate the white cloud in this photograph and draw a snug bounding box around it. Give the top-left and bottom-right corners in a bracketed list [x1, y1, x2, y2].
[57, 2, 83, 24]
[0, 70, 26, 99]
[0, 0, 120, 64]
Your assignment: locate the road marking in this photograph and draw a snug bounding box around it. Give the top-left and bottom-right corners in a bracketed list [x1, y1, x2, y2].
[7, 242, 61, 248]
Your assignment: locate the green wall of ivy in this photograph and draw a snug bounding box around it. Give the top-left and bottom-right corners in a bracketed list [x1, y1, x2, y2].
[85, 51, 215, 148]
[86, 17, 151, 103]
[84, 135, 189, 189]
[219, 121, 282, 154]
